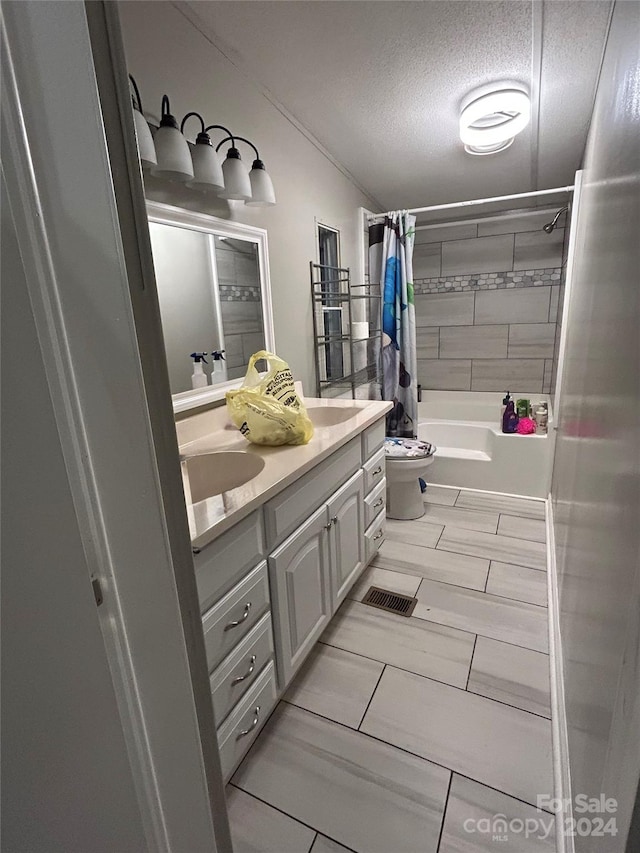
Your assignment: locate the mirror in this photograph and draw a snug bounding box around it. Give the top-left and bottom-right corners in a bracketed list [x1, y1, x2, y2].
[146, 202, 275, 412]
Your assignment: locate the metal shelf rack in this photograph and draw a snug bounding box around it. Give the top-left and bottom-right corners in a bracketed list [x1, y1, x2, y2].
[310, 262, 382, 399]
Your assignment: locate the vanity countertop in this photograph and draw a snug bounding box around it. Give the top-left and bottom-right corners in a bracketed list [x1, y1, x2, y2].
[176, 397, 392, 550]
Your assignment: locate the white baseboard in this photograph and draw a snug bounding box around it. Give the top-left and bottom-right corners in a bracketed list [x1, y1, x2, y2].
[546, 495, 574, 853]
[426, 482, 546, 502]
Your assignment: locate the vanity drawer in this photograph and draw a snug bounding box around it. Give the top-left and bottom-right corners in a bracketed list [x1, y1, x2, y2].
[364, 510, 386, 562]
[217, 661, 278, 781]
[364, 477, 386, 528]
[202, 561, 270, 671]
[362, 447, 385, 494]
[362, 418, 386, 460]
[194, 510, 265, 613]
[264, 436, 361, 549]
[209, 613, 274, 726]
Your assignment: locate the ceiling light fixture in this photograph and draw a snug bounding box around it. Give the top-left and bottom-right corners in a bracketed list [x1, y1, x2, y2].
[459, 85, 530, 156]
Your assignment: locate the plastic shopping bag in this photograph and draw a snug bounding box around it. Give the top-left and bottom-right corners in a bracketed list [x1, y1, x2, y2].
[226, 351, 314, 446]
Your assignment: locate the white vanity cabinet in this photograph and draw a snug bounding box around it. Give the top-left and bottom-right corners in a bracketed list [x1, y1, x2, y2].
[268, 505, 332, 687]
[194, 510, 278, 781]
[268, 469, 365, 688]
[190, 412, 388, 778]
[360, 419, 387, 565]
[328, 470, 365, 608]
[194, 509, 265, 614]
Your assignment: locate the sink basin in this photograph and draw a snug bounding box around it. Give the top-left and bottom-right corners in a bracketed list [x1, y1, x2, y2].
[306, 405, 362, 427]
[182, 451, 265, 503]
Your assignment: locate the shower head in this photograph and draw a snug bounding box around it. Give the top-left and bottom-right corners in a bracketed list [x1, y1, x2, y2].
[543, 206, 568, 234]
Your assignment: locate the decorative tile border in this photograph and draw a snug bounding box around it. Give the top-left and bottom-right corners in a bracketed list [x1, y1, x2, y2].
[219, 284, 261, 302]
[414, 268, 561, 295]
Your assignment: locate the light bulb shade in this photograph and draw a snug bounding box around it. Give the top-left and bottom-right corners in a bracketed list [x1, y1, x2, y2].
[151, 125, 194, 182]
[188, 142, 225, 191]
[246, 161, 276, 206]
[459, 88, 530, 150]
[218, 149, 251, 200]
[133, 109, 156, 169]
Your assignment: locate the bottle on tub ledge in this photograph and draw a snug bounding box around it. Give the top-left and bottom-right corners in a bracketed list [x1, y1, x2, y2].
[501, 391, 511, 423]
[190, 352, 209, 389]
[516, 398, 530, 419]
[502, 398, 519, 433]
[534, 402, 549, 435]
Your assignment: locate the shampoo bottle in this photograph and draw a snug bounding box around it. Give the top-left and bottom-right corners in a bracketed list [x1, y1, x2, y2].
[502, 400, 519, 434]
[535, 403, 548, 435]
[190, 352, 209, 389]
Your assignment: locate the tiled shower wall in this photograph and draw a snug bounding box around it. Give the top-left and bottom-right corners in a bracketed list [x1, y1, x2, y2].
[216, 240, 265, 381]
[413, 208, 566, 393]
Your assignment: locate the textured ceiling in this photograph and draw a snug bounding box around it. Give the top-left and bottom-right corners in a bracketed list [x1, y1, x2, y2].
[182, 0, 611, 211]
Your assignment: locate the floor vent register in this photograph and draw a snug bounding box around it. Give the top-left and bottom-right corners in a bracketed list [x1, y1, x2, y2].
[361, 586, 418, 617]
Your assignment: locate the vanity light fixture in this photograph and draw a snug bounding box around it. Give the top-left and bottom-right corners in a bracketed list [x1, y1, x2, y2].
[128, 75, 156, 170]
[459, 85, 530, 155]
[151, 95, 194, 182]
[216, 135, 276, 207]
[213, 135, 252, 201]
[128, 74, 276, 205]
[180, 113, 225, 191]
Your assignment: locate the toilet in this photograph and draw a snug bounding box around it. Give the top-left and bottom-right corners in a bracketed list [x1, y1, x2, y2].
[384, 437, 437, 520]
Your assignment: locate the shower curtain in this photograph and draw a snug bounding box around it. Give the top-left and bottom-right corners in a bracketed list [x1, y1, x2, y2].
[368, 212, 418, 437]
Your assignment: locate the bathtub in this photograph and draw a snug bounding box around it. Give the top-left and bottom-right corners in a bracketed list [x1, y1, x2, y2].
[418, 391, 554, 498]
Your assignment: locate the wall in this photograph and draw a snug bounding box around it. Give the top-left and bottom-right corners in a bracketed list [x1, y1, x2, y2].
[2, 2, 231, 847]
[550, 1, 640, 849]
[119, 1, 378, 396]
[1, 172, 147, 853]
[413, 208, 566, 393]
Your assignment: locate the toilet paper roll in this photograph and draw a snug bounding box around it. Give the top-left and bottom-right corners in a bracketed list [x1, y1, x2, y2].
[351, 321, 369, 340]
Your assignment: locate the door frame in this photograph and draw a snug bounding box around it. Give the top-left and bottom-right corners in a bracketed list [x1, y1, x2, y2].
[1, 3, 230, 850]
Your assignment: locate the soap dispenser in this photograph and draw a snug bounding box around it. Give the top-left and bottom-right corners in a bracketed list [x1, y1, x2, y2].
[190, 352, 209, 389]
[501, 391, 511, 423]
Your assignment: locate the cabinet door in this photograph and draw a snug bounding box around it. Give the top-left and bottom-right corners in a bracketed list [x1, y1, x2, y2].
[268, 505, 331, 689]
[328, 470, 365, 609]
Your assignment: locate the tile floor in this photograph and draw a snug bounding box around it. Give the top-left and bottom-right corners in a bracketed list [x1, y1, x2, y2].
[228, 486, 556, 853]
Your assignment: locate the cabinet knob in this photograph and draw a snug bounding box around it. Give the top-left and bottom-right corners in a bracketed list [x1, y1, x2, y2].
[231, 654, 257, 686]
[224, 601, 252, 631]
[373, 498, 384, 509]
[373, 530, 384, 541]
[372, 466, 382, 476]
[236, 705, 261, 740]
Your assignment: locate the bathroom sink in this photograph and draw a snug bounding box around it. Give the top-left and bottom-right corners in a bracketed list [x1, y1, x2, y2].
[182, 451, 265, 503]
[306, 405, 362, 427]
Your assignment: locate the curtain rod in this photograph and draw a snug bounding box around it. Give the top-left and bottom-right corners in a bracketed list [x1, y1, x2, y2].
[368, 185, 574, 219]
[415, 204, 561, 230]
